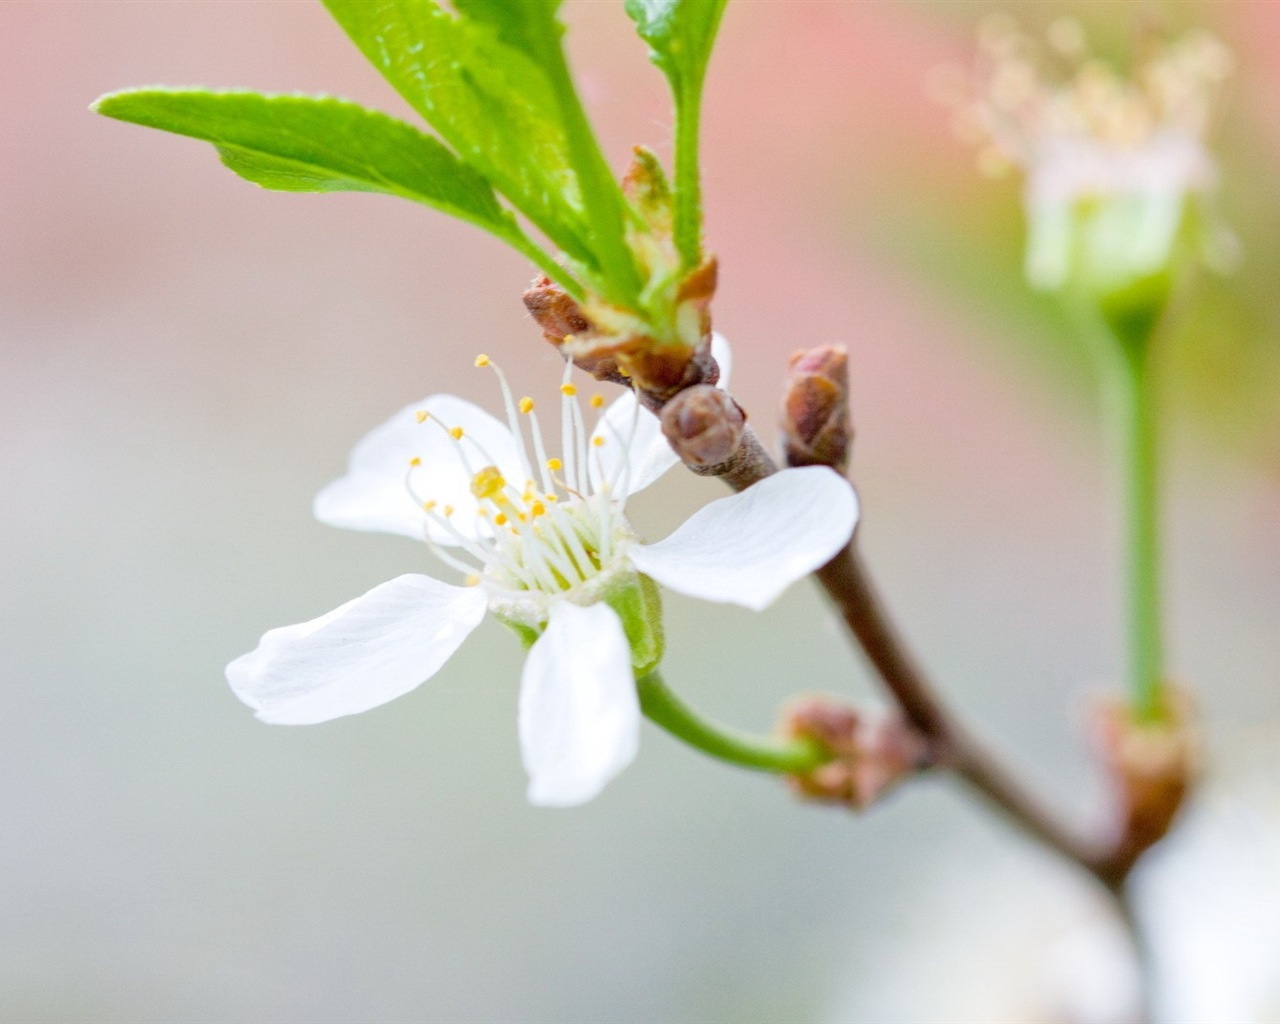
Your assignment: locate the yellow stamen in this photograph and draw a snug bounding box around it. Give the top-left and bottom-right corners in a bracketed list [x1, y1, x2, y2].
[494, 513, 508, 526]
[545, 494, 558, 503]
[423, 500, 437, 512]
[592, 435, 606, 447]
[470, 465, 506, 500]
[474, 354, 491, 368]
[449, 426, 464, 441]
[530, 501, 547, 517]
[517, 512, 528, 522]
[563, 333, 575, 344]
[443, 505, 454, 517]
[589, 394, 605, 409]
[560, 383, 577, 397]
[519, 396, 534, 415]
[546, 457, 563, 471]
[408, 456, 421, 467]
[415, 410, 429, 424]
[464, 573, 481, 587]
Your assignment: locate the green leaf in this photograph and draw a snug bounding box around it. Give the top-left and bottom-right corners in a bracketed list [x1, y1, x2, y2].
[625, 0, 728, 268]
[450, 0, 564, 62]
[91, 89, 515, 235]
[625, 0, 727, 88]
[321, 0, 598, 270]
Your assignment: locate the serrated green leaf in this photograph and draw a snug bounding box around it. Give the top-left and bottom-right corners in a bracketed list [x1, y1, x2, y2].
[625, 0, 727, 269]
[321, 0, 598, 270]
[92, 89, 515, 235]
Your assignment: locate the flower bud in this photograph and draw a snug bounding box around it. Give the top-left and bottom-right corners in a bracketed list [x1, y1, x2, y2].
[780, 346, 853, 471]
[781, 697, 928, 810]
[945, 23, 1235, 345]
[660, 384, 744, 468]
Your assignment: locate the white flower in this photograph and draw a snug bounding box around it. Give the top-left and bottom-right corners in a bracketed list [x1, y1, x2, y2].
[949, 19, 1234, 292]
[227, 339, 859, 807]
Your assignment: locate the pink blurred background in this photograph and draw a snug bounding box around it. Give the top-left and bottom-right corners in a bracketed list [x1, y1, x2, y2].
[2, 2, 1278, 1020]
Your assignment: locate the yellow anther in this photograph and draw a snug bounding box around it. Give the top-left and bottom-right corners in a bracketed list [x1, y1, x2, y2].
[544, 494, 558, 503]
[546, 457, 563, 471]
[589, 394, 605, 409]
[474, 354, 491, 368]
[449, 426, 464, 441]
[563, 333, 575, 344]
[517, 512, 528, 522]
[494, 513, 509, 526]
[465, 573, 481, 587]
[408, 456, 421, 467]
[592, 435, 606, 447]
[443, 505, 454, 517]
[519, 396, 535, 415]
[530, 501, 547, 517]
[423, 500, 437, 512]
[470, 465, 506, 500]
[522, 490, 534, 503]
[415, 410, 429, 424]
[560, 383, 577, 397]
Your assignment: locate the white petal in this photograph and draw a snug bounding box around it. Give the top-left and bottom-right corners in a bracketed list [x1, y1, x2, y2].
[587, 332, 733, 499]
[710, 331, 731, 391]
[313, 394, 524, 544]
[630, 466, 858, 611]
[227, 574, 486, 724]
[518, 601, 640, 807]
[588, 391, 679, 499]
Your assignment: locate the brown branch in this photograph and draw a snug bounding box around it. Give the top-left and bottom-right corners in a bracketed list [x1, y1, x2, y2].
[663, 410, 1164, 893]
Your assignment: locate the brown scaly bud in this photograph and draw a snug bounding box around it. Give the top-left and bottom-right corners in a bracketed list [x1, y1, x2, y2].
[780, 345, 853, 472]
[660, 385, 744, 468]
[780, 697, 930, 810]
[1093, 691, 1197, 868]
[521, 276, 629, 386]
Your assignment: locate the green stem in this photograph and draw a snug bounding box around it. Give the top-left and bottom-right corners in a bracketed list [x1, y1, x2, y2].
[672, 81, 703, 271]
[1111, 338, 1165, 722]
[535, 28, 643, 308]
[636, 671, 830, 774]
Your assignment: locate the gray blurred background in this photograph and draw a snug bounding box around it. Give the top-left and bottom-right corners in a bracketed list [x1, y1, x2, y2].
[2, 2, 1277, 1021]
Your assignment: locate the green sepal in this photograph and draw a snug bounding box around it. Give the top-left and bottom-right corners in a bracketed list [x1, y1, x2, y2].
[494, 573, 664, 677]
[604, 573, 665, 677]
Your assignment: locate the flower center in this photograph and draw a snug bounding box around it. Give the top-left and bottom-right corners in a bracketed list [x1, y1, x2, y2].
[404, 355, 640, 610]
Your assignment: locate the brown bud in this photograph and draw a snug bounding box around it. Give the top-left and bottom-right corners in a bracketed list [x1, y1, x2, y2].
[1093, 692, 1197, 864]
[780, 345, 853, 472]
[781, 697, 929, 810]
[521, 276, 629, 385]
[522, 275, 592, 342]
[660, 385, 744, 468]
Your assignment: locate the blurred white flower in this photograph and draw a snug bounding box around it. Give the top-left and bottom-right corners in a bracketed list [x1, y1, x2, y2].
[825, 723, 1280, 1024]
[227, 338, 858, 807]
[946, 17, 1234, 295]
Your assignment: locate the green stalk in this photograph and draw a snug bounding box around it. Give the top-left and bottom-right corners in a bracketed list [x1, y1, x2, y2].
[1111, 338, 1165, 722]
[672, 81, 704, 271]
[532, 26, 643, 308]
[636, 671, 830, 774]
